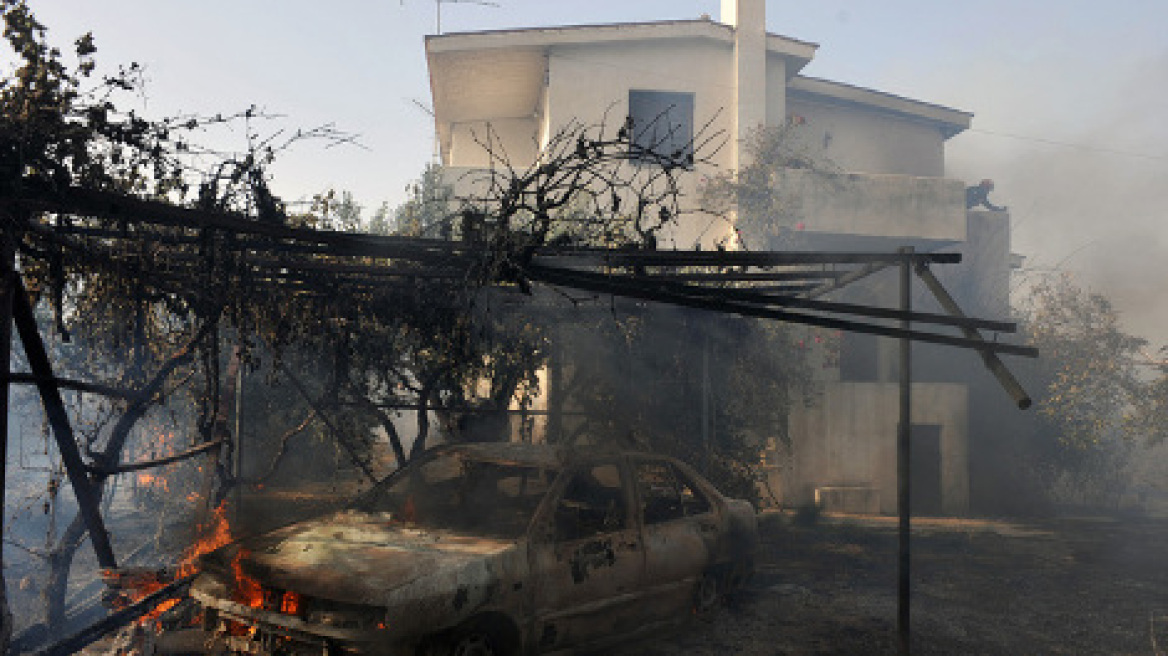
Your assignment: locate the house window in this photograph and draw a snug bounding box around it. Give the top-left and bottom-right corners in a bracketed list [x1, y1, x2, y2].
[628, 90, 694, 163]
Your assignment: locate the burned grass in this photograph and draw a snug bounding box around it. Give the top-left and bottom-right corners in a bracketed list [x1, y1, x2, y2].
[610, 512, 1168, 655]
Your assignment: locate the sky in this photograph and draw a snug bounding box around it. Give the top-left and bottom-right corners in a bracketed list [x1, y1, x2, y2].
[14, 0, 1168, 341]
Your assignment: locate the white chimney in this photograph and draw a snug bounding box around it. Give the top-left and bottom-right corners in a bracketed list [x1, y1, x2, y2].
[721, 0, 765, 34]
[722, 0, 767, 169]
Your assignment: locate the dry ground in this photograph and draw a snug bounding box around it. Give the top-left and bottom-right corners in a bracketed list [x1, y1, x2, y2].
[64, 501, 1168, 655]
[610, 511, 1168, 656]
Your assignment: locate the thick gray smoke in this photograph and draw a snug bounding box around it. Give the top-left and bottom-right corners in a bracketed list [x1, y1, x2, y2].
[937, 51, 1168, 342]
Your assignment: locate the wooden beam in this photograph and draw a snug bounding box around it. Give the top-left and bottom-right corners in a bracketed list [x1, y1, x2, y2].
[32, 574, 194, 656]
[914, 263, 1034, 409]
[526, 264, 1037, 356]
[11, 277, 118, 569]
[5, 373, 137, 400]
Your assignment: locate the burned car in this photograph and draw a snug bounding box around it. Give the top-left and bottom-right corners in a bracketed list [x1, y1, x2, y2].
[191, 443, 758, 655]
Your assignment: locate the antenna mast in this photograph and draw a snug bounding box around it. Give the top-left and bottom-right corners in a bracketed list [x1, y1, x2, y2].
[435, 0, 500, 34]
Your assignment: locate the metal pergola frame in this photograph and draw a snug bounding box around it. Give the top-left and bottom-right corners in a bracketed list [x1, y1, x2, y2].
[1, 184, 1036, 655]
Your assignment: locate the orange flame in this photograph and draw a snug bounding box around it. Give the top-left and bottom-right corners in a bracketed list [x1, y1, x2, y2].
[177, 501, 233, 578]
[280, 591, 302, 616]
[136, 472, 171, 492]
[231, 548, 265, 608]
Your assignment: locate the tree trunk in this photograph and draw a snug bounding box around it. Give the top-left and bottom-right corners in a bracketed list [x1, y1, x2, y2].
[410, 381, 434, 460]
[39, 318, 216, 637]
[43, 514, 87, 633]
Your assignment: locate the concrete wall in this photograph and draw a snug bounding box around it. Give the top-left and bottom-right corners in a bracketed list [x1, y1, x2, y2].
[785, 382, 970, 515]
[449, 117, 540, 169]
[770, 169, 967, 241]
[544, 40, 736, 248]
[787, 95, 947, 177]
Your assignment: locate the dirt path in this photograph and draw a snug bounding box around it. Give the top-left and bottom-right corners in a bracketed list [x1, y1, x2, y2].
[610, 512, 1168, 655]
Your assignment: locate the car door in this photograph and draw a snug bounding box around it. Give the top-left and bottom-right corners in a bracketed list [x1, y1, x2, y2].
[634, 457, 719, 618]
[530, 459, 646, 652]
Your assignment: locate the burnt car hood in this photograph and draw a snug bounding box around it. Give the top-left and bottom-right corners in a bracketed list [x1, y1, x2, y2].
[205, 510, 519, 607]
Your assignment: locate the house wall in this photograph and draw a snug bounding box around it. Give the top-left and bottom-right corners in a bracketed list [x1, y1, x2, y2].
[449, 117, 541, 169]
[769, 169, 967, 241]
[544, 39, 737, 248]
[787, 95, 947, 177]
[784, 382, 970, 515]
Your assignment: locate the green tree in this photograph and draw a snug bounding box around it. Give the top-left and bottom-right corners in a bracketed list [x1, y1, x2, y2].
[1014, 274, 1168, 508]
[700, 121, 835, 247]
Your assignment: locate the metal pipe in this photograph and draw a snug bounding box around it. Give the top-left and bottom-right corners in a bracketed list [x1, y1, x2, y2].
[0, 224, 14, 648]
[913, 263, 1033, 409]
[33, 574, 194, 656]
[11, 277, 118, 569]
[525, 263, 1038, 357]
[898, 246, 913, 656]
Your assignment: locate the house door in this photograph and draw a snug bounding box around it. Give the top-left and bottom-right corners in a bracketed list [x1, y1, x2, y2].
[911, 424, 943, 516]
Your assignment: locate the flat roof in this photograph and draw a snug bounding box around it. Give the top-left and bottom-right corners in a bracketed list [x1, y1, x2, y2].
[427, 17, 819, 65]
[427, 19, 971, 141]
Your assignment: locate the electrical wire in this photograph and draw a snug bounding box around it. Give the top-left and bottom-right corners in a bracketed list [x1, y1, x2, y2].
[966, 128, 1168, 163]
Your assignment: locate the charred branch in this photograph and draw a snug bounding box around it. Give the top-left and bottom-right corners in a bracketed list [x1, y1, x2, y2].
[87, 439, 224, 476]
[279, 364, 378, 482]
[5, 373, 137, 400]
[31, 574, 194, 656]
[240, 410, 318, 485]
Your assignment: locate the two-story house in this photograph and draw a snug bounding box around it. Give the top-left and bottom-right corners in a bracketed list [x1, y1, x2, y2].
[425, 0, 1016, 516]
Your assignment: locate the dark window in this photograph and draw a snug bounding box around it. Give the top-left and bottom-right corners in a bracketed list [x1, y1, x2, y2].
[628, 90, 695, 163]
[840, 331, 878, 382]
[353, 452, 558, 539]
[554, 463, 627, 541]
[673, 466, 713, 517]
[636, 460, 711, 524]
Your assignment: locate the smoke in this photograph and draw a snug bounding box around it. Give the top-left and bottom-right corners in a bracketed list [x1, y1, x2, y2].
[936, 50, 1168, 342]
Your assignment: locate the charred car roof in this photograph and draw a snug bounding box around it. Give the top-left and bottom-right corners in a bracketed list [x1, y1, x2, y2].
[431, 442, 662, 469]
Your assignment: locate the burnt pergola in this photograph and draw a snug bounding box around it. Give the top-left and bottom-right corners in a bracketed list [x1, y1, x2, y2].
[1, 184, 1035, 655]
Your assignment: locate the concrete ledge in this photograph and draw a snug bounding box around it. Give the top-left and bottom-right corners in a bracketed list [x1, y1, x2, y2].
[771, 169, 967, 241]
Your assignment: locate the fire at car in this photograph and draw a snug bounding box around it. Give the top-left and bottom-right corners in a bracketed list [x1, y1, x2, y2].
[189, 443, 758, 655]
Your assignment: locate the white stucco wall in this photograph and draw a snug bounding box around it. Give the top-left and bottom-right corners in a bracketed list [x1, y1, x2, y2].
[544, 39, 737, 248]
[770, 169, 967, 241]
[787, 95, 947, 177]
[449, 117, 540, 169]
[786, 382, 970, 515]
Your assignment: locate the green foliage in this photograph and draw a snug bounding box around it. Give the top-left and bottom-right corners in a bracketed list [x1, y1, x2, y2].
[554, 307, 812, 505]
[0, 0, 198, 196]
[390, 163, 453, 237]
[1013, 274, 1168, 508]
[700, 121, 834, 246]
[1021, 275, 1156, 448]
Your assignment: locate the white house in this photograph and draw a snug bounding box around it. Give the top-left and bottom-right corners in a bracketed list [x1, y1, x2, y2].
[426, 0, 1016, 516]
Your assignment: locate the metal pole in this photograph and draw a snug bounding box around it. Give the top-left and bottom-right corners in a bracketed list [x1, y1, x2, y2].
[233, 352, 243, 521]
[701, 329, 711, 472]
[11, 278, 117, 568]
[897, 246, 913, 656]
[913, 263, 1032, 409]
[0, 224, 16, 649]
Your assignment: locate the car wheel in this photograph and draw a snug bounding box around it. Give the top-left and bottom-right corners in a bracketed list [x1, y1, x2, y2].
[694, 569, 722, 615]
[425, 625, 503, 656]
[450, 630, 497, 656]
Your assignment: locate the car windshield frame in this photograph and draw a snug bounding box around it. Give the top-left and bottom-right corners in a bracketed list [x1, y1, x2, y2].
[350, 449, 562, 540]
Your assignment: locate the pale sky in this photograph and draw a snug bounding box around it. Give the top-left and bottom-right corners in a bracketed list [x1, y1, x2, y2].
[17, 0, 1168, 340]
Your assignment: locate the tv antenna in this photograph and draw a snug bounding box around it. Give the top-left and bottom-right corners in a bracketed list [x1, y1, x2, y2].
[434, 0, 500, 34]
